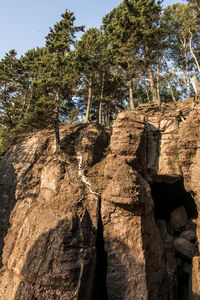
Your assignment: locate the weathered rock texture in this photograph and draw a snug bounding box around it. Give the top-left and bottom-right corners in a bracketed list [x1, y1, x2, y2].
[0, 124, 109, 300]
[0, 99, 200, 299]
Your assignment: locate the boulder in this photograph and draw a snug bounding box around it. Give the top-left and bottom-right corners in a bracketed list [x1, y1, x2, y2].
[180, 230, 196, 242]
[174, 237, 196, 259]
[170, 206, 188, 231]
[185, 218, 197, 232]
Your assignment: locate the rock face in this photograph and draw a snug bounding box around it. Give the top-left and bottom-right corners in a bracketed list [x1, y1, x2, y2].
[0, 100, 200, 299]
[101, 111, 166, 300]
[0, 124, 109, 300]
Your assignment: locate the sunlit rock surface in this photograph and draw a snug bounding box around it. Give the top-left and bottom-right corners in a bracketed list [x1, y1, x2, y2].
[0, 100, 200, 299]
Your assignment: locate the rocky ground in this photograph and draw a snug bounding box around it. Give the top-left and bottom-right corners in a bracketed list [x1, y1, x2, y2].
[0, 99, 200, 299]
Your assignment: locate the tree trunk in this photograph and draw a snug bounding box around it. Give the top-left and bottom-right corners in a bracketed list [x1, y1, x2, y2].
[145, 86, 150, 102]
[105, 101, 111, 129]
[103, 105, 106, 126]
[148, 65, 157, 104]
[189, 32, 200, 74]
[129, 78, 135, 109]
[156, 54, 161, 106]
[85, 77, 92, 123]
[170, 86, 176, 102]
[145, 44, 158, 104]
[98, 72, 105, 124]
[191, 74, 200, 97]
[55, 91, 61, 152]
[20, 88, 30, 120]
[185, 48, 190, 97]
[98, 102, 102, 125]
[163, 55, 176, 102]
[181, 37, 190, 97]
[6, 112, 14, 128]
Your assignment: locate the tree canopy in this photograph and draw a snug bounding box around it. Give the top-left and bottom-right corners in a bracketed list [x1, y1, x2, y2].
[0, 0, 199, 153]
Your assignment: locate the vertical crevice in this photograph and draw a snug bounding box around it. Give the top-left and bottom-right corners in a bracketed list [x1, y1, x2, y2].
[93, 197, 108, 300]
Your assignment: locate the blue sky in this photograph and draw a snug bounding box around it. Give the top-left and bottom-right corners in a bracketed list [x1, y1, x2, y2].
[0, 0, 185, 59]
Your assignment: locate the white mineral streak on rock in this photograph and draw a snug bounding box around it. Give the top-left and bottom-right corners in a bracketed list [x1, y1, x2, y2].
[78, 155, 100, 196]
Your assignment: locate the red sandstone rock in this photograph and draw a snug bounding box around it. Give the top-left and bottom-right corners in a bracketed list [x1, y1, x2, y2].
[0, 101, 200, 299]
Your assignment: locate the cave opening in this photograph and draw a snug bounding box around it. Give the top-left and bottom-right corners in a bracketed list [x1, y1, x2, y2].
[151, 180, 198, 222]
[150, 180, 198, 300]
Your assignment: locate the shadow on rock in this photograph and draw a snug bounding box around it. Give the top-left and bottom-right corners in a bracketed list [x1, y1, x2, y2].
[60, 123, 109, 167]
[146, 122, 161, 178]
[0, 154, 17, 268]
[14, 209, 103, 300]
[13, 209, 139, 300]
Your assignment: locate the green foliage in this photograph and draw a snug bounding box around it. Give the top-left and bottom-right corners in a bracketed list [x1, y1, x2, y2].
[103, 145, 111, 156]
[0, 2, 200, 148]
[0, 10, 84, 152]
[161, 3, 200, 98]
[102, 0, 163, 106]
[46, 10, 84, 55]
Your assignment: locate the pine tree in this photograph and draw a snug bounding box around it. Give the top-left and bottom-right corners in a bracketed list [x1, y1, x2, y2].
[102, 0, 163, 106]
[74, 28, 109, 122]
[162, 3, 200, 97]
[0, 50, 20, 129]
[45, 9, 84, 151]
[188, 0, 200, 13]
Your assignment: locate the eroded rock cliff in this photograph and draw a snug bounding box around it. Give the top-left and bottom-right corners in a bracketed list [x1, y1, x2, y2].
[0, 100, 200, 299]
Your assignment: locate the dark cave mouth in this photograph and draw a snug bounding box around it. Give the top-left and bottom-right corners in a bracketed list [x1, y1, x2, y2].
[151, 180, 198, 222]
[150, 180, 198, 300]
